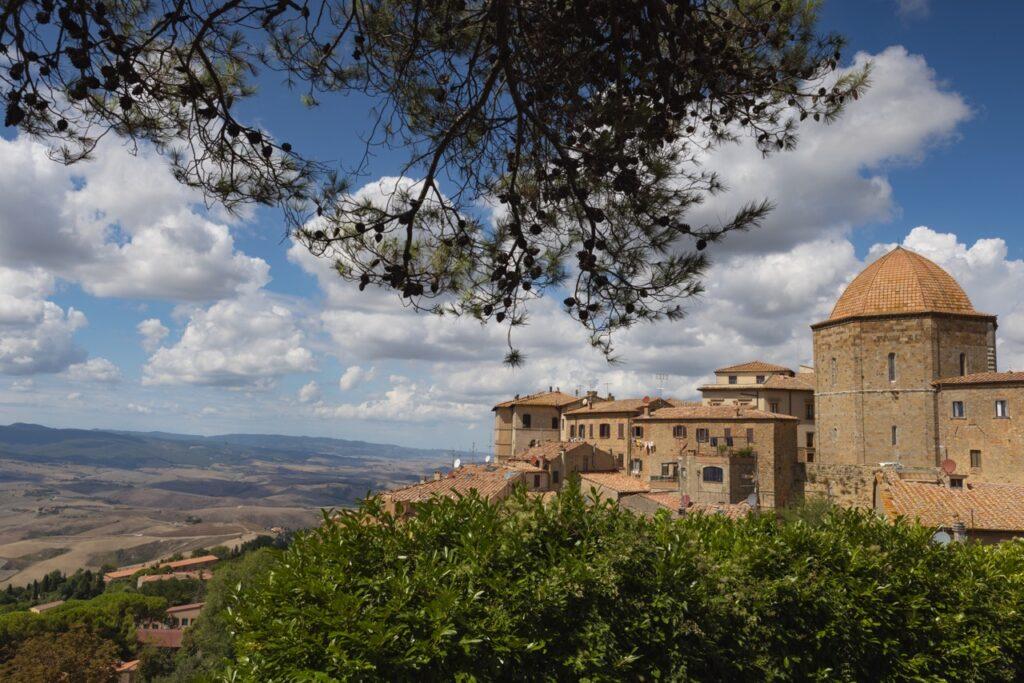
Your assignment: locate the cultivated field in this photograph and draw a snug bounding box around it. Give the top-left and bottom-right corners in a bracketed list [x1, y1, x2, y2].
[0, 453, 432, 585]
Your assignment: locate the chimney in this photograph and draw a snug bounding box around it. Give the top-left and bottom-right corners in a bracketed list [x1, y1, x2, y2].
[952, 520, 967, 542]
[433, 471, 442, 481]
[549, 385, 553, 392]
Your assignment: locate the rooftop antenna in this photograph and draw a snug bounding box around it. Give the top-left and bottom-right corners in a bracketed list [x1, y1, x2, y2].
[656, 373, 668, 397]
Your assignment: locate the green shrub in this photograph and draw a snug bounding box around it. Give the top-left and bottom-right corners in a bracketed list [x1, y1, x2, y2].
[227, 483, 1024, 681]
[0, 592, 166, 659]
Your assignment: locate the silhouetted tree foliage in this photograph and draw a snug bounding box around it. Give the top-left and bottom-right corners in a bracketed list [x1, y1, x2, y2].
[1, 0, 867, 360]
[227, 485, 1024, 680]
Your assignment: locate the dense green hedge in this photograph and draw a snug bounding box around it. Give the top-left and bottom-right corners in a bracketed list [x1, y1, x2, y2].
[228, 483, 1024, 681]
[0, 592, 166, 658]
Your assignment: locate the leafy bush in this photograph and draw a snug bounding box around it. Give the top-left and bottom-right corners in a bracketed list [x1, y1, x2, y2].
[0, 592, 166, 658]
[0, 627, 119, 682]
[227, 483, 1024, 681]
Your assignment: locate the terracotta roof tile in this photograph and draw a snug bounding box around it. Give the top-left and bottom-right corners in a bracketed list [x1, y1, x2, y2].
[579, 470, 650, 494]
[493, 391, 581, 409]
[933, 372, 1024, 387]
[166, 602, 205, 614]
[762, 373, 815, 391]
[564, 397, 669, 415]
[510, 441, 594, 463]
[880, 478, 1024, 532]
[136, 628, 184, 648]
[637, 492, 753, 519]
[382, 464, 523, 504]
[636, 405, 799, 421]
[715, 361, 794, 374]
[827, 247, 988, 323]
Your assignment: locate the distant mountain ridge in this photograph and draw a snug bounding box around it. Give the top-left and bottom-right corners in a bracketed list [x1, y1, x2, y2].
[0, 423, 467, 470]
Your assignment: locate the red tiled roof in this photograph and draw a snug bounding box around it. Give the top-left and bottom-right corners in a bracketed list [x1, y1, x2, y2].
[716, 362, 794, 374]
[637, 492, 754, 519]
[933, 372, 1024, 387]
[636, 405, 799, 421]
[564, 397, 670, 415]
[763, 372, 815, 391]
[105, 554, 218, 581]
[382, 464, 523, 504]
[136, 628, 184, 648]
[879, 478, 1024, 532]
[493, 391, 581, 409]
[510, 441, 595, 463]
[166, 602, 204, 614]
[825, 247, 990, 324]
[579, 471, 650, 494]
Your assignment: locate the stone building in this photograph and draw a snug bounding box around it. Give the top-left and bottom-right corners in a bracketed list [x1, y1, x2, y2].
[492, 389, 586, 461]
[632, 404, 799, 509]
[508, 441, 618, 490]
[933, 372, 1024, 485]
[561, 397, 673, 473]
[700, 361, 816, 462]
[812, 246, 997, 470]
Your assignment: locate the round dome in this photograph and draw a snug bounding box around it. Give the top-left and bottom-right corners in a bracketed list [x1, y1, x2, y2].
[828, 247, 980, 322]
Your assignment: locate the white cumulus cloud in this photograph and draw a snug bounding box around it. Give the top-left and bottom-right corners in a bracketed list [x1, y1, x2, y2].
[338, 365, 376, 391]
[64, 357, 122, 383]
[142, 293, 316, 387]
[138, 318, 170, 352]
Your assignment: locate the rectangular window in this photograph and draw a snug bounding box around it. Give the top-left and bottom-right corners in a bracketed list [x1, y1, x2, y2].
[553, 470, 560, 484]
[728, 375, 738, 385]
[696, 428, 709, 443]
[522, 413, 532, 428]
[551, 416, 559, 429]
[891, 425, 898, 446]
[952, 401, 965, 418]
[661, 462, 672, 477]
[806, 431, 815, 448]
[599, 423, 611, 439]
[756, 375, 765, 384]
[996, 400, 1009, 418]
[888, 352, 896, 382]
[970, 450, 982, 468]
[724, 428, 732, 439]
[806, 402, 815, 420]
[534, 474, 541, 488]
[831, 358, 838, 386]
[588, 424, 593, 439]
[769, 401, 780, 413]
[746, 428, 755, 444]
[617, 423, 624, 439]
[633, 425, 644, 438]
[673, 425, 686, 438]
[616, 453, 623, 467]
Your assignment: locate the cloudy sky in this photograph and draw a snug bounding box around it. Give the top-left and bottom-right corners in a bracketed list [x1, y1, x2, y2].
[2, 1, 1023, 451]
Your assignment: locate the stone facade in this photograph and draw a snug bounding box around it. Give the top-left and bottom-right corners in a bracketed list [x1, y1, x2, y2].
[633, 406, 799, 509]
[935, 379, 1024, 484]
[492, 390, 586, 461]
[561, 398, 671, 472]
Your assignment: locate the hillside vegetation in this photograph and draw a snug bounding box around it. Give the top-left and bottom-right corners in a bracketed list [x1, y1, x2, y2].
[228, 484, 1024, 681]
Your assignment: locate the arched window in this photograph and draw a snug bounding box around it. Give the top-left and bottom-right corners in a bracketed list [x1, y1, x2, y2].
[959, 352, 967, 376]
[702, 466, 724, 483]
[887, 352, 896, 382]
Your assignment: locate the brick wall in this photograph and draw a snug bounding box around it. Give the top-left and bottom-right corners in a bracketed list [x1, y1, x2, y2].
[937, 384, 1024, 484]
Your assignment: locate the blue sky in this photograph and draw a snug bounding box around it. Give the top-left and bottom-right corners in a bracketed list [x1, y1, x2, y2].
[2, 0, 1023, 451]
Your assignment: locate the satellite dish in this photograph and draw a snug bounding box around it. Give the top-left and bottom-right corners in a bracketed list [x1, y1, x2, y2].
[745, 492, 759, 507]
[941, 459, 957, 475]
[452, 458, 462, 469]
[931, 530, 952, 546]
[484, 455, 492, 463]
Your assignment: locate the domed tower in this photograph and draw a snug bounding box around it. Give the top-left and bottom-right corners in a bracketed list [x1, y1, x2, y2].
[812, 247, 997, 468]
